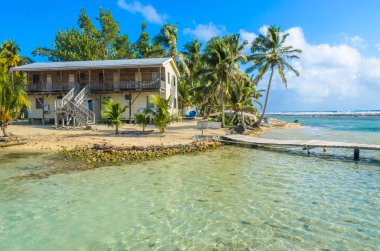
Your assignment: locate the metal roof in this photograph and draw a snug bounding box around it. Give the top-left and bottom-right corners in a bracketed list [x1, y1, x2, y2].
[11, 58, 174, 71]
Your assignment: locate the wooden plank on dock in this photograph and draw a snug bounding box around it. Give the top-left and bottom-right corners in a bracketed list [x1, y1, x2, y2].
[222, 135, 380, 151]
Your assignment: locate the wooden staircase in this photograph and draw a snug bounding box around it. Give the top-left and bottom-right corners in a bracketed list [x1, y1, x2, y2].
[55, 85, 96, 126]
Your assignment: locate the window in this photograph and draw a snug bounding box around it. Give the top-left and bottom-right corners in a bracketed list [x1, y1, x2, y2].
[174, 98, 177, 109]
[147, 96, 154, 109]
[172, 75, 176, 86]
[35, 97, 44, 109]
[33, 75, 40, 84]
[167, 72, 170, 84]
[124, 94, 131, 102]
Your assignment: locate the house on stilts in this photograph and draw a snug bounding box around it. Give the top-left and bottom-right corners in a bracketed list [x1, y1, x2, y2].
[10, 58, 180, 126]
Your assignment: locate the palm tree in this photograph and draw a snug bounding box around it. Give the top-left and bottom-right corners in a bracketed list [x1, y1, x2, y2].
[149, 95, 171, 133]
[182, 40, 202, 86]
[247, 25, 301, 127]
[229, 74, 262, 129]
[153, 24, 189, 73]
[153, 24, 179, 58]
[101, 99, 128, 135]
[0, 65, 29, 137]
[202, 34, 247, 127]
[134, 108, 153, 132]
[177, 79, 193, 116]
[0, 39, 32, 72]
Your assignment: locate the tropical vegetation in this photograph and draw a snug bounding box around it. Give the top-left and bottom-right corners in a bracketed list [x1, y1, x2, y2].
[0, 40, 30, 137]
[149, 95, 172, 133]
[247, 25, 301, 127]
[0, 7, 301, 135]
[134, 108, 153, 132]
[101, 98, 128, 135]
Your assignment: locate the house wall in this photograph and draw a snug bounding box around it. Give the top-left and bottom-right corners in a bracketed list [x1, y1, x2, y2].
[27, 94, 60, 119]
[87, 91, 161, 120]
[26, 91, 162, 121]
[163, 62, 179, 115]
[25, 62, 179, 121]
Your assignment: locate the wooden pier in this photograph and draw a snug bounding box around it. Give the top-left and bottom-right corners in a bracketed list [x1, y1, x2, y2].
[221, 135, 380, 160]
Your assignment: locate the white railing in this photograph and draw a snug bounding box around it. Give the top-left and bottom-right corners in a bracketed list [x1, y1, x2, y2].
[55, 88, 75, 109]
[55, 86, 96, 125]
[66, 100, 96, 125]
[73, 84, 90, 104]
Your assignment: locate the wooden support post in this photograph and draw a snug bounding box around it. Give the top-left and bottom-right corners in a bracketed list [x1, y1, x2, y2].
[159, 67, 162, 88]
[54, 112, 58, 127]
[128, 90, 132, 124]
[354, 148, 360, 160]
[78, 70, 81, 90]
[102, 69, 105, 90]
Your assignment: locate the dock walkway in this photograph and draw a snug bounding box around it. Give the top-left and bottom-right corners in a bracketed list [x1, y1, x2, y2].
[221, 135, 380, 159]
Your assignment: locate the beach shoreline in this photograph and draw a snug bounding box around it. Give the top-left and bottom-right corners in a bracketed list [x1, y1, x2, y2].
[0, 119, 300, 154]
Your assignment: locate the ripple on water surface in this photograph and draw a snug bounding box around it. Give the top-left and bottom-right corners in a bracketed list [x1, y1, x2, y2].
[0, 146, 379, 250]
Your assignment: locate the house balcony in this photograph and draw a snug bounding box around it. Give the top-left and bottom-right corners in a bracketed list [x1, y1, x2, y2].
[26, 80, 166, 94]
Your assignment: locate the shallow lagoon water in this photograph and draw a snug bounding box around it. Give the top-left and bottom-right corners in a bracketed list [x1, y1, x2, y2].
[1, 118, 380, 250]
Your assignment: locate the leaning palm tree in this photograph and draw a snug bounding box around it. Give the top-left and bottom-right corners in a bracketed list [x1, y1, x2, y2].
[202, 34, 247, 127]
[247, 25, 301, 127]
[101, 99, 128, 135]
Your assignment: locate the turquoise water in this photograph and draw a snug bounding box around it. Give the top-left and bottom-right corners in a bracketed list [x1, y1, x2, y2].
[270, 115, 380, 132]
[1, 117, 380, 250]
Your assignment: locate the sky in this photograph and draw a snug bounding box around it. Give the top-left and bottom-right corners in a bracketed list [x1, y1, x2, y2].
[1, 0, 380, 112]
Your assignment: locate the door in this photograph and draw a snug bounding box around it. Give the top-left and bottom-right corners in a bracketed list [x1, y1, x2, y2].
[46, 74, 52, 91]
[87, 100, 93, 112]
[68, 73, 75, 89]
[135, 72, 141, 89]
[113, 72, 119, 90]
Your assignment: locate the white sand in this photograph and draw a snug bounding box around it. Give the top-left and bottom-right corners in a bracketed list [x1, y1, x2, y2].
[2, 120, 227, 153]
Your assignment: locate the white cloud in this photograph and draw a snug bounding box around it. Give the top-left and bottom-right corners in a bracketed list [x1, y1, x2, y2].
[183, 22, 227, 41]
[375, 43, 380, 51]
[117, 0, 167, 24]
[240, 29, 257, 44]
[259, 25, 269, 35]
[340, 34, 366, 49]
[247, 25, 380, 107]
[239, 29, 256, 52]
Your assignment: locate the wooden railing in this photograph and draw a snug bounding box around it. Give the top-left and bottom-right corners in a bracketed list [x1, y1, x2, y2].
[26, 79, 165, 93]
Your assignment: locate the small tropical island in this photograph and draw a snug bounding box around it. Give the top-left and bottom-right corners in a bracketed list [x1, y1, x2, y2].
[1, 2, 379, 251]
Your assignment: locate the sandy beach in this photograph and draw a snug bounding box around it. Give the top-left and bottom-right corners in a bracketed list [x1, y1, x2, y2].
[1, 118, 300, 153]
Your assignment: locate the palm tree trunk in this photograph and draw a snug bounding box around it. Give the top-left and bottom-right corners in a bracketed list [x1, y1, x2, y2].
[2, 123, 11, 137]
[253, 67, 274, 127]
[221, 83, 225, 128]
[241, 111, 246, 130]
[115, 125, 119, 135]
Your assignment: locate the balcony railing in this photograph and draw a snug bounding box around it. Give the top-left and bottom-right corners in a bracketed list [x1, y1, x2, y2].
[26, 79, 165, 93]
